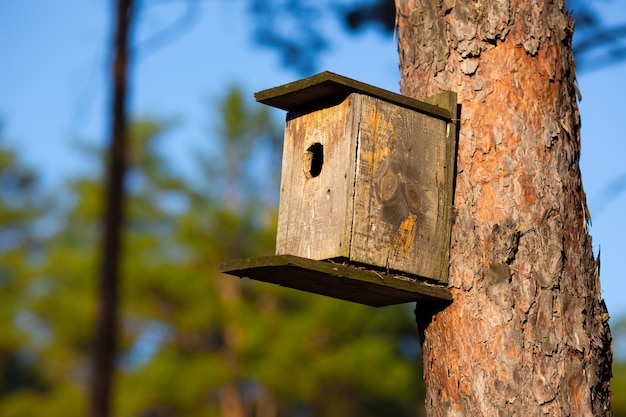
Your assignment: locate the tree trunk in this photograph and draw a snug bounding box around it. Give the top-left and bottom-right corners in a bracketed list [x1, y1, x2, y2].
[90, 1, 133, 416]
[395, 0, 613, 415]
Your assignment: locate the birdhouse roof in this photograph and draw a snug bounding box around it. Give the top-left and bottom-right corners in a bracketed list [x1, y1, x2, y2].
[254, 71, 452, 121]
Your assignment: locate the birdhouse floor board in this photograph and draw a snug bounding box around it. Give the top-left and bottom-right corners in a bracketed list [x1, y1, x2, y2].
[220, 255, 452, 307]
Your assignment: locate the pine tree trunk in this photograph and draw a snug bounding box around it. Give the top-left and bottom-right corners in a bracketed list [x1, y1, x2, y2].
[395, 0, 613, 415]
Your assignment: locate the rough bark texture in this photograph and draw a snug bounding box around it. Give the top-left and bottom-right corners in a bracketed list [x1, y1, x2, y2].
[395, 0, 613, 415]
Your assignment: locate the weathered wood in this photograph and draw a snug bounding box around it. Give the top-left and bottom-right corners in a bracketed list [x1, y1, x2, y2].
[276, 94, 360, 261]
[255, 71, 451, 121]
[220, 255, 452, 307]
[349, 94, 449, 282]
[273, 85, 457, 284]
[421, 91, 459, 287]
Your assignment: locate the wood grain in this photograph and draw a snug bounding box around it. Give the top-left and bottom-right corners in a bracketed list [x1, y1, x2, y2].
[275, 91, 457, 284]
[220, 255, 452, 307]
[275, 94, 360, 260]
[349, 94, 449, 282]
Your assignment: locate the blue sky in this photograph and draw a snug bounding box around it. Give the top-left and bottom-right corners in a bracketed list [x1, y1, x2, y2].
[1, 1, 624, 327]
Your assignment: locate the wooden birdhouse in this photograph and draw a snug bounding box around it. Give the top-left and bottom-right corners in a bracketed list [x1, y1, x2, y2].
[221, 72, 458, 307]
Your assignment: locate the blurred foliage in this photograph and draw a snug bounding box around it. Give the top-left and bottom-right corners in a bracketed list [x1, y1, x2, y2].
[615, 316, 626, 416]
[248, 0, 626, 75]
[3, 1, 625, 413]
[615, 361, 626, 416]
[0, 134, 48, 401]
[0, 87, 427, 416]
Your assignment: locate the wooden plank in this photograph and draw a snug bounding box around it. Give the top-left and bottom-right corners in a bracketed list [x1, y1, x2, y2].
[255, 71, 452, 121]
[349, 95, 450, 283]
[220, 255, 452, 307]
[421, 91, 458, 284]
[275, 94, 361, 260]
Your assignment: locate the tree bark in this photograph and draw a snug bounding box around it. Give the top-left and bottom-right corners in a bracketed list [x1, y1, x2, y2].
[90, 1, 133, 416]
[395, 0, 613, 415]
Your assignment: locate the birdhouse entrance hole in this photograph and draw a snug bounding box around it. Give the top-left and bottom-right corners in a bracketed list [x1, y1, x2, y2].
[305, 142, 323, 178]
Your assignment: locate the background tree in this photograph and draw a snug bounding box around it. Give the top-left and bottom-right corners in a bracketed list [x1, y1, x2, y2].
[90, 0, 134, 416]
[394, 0, 612, 414]
[249, 0, 626, 75]
[0, 87, 429, 416]
[1, 1, 625, 416]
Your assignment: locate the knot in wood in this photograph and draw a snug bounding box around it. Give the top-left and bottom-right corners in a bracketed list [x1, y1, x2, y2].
[379, 170, 399, 202]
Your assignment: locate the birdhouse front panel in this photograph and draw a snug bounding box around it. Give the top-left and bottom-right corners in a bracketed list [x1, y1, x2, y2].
[275, 95, 359, 261]
[275, 91, 453, 284]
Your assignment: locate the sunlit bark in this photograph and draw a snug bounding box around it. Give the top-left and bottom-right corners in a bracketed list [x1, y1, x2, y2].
[396, 0, 613, 414]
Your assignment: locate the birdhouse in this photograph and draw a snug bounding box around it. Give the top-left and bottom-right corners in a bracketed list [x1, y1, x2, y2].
[221, 72, 457, 307]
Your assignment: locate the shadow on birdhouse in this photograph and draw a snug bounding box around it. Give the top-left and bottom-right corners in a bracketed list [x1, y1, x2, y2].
[221, 72, 458, 307]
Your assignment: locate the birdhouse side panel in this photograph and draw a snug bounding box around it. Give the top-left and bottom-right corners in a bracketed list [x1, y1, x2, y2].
[349, 96, 449, 283]
[275, 95, 362, 260]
